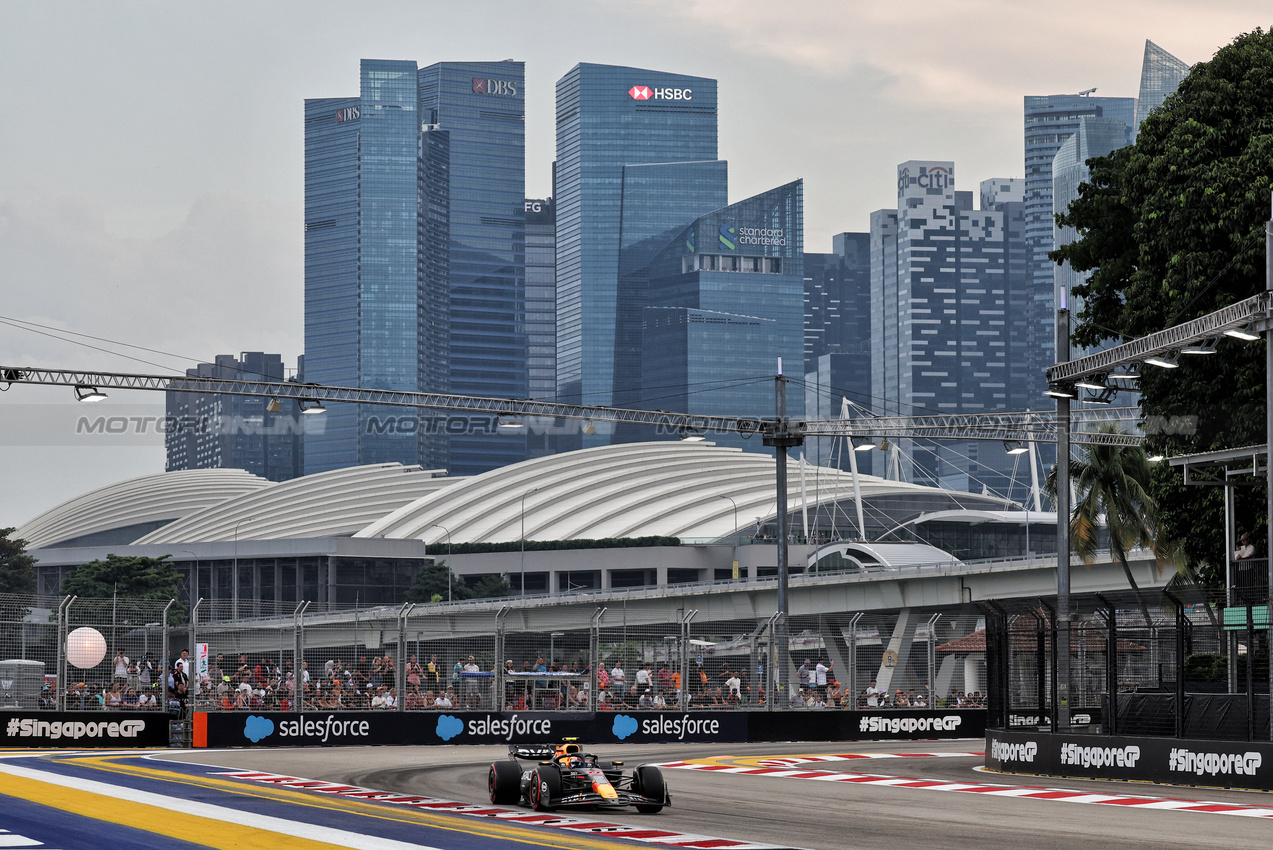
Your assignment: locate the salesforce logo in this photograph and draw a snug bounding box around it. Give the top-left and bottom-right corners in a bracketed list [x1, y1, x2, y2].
[243, 715, 275, 743]
[612, 715, 638, 740]
[436, 714, 464, 741]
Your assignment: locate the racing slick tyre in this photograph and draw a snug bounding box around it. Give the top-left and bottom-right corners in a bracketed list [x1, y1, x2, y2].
[633, 765, 666, 814]
[488, 760, 522, 805]
[529, 766, 561, 811]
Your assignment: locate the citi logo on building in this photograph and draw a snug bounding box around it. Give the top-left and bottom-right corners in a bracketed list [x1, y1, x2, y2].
[335, 106, 360, 123]
[628, 85, 693, 101]
[473, 77, 517, 97]
[898, 165, 951, 193]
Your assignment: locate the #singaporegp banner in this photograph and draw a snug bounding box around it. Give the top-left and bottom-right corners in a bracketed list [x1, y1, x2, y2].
[986, 728, 1273, 792]
[194, 709, 986, 748]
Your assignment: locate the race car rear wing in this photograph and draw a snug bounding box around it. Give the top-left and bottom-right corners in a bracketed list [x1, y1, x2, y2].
[509, 744, 556, 761]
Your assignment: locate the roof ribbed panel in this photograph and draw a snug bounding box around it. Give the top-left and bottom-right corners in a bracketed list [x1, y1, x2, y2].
[136, 463, 455, 543]
[356, 441, 1004, 544]
[16, 469, 268, 550]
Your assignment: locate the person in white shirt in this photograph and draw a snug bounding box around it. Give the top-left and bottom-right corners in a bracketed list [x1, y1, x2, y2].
[866, 680, 881, 706]
[384, 688, 398, 709]
[1236, 532, 1256, 560]
[371, 689, 387, 709]
[434, 690, 453, 708]
[814, 660, 831, 697]
[113, 650, 130, 680]
[651, 691, 666, 707]
[635, 663, 651, 693]
[610, 662, 626, 697]
[725, 672, 741, 699]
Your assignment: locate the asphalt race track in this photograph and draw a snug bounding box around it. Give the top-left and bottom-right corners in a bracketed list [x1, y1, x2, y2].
[166, 739, 1273, 850]
[2, 741, 1272, 849]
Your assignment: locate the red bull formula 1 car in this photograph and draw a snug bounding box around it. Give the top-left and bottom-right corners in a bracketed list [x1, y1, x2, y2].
[488, 738, 669, 813]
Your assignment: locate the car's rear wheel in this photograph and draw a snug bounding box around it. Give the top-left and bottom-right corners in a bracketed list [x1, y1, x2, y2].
[488, 760, 522, 805]
[633, 765, 665, 813]
[529, 766, 560, 811]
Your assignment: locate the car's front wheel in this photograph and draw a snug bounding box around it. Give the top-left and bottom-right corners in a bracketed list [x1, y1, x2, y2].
[633, 765, 665, 813]
[528, 766, 561, 811]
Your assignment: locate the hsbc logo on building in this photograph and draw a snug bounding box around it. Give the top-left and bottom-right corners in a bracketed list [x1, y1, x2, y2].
[473, 77, 517, 97]
[628, 85, 693, 101]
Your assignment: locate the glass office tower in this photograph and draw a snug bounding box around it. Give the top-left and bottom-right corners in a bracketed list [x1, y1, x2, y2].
[304, 58, 526, 475]
[1135, 40, 1190, 130]
[636, 181, 805, 451]
[555, 64, 725, 445]
[1023, 93, 1134, 401]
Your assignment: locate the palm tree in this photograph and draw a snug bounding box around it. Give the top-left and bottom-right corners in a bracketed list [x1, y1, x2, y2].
[1044, 425, 1178, 622]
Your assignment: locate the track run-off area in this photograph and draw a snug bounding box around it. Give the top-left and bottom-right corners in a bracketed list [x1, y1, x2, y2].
[1, 740, 1272, 849]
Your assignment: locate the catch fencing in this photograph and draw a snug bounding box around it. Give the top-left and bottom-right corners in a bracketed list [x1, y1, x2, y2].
[0, 593, 995, 716]
[985, 588, 1272, 741]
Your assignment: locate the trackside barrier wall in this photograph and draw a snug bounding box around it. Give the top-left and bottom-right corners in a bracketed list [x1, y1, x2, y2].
[985, 728, 1273, 792]
[193, 708, 985, 748]
[0, 710, 169, 748]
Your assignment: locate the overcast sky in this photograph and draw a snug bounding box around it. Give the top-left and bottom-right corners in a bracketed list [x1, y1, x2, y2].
[0, 1, 1267, 529]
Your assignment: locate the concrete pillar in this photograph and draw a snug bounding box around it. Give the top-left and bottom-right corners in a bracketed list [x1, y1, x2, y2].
[964, 652, 984, 694]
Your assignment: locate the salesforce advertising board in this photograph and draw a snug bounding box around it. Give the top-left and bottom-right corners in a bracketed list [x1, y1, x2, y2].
[196, 711, 748, 748]
[0, 711, 169, 748]
[986, 729, 1273, 791]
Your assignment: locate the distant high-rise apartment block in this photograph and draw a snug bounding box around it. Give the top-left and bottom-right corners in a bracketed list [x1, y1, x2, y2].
[869, 162, 1032, 499]
[304, 58, 526, 476]
[166, 353, 304, 482]
[554, 63, 727, 446]
[1023, 93, 1135, 395]
[1135, 40, 1190, 130]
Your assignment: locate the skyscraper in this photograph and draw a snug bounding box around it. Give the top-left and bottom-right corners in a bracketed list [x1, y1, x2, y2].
[166, 353, 305, 482]
[304, 59, 526, 476]
[555, 64, 727, 443]
[869, 162, 1033, 498]
[1023, 93, 1135, 399]
[637, 181, 805, 450]
[1135, 40, 1190, 130]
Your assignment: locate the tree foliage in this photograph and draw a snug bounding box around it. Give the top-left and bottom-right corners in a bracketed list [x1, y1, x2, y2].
[1051, 29, 1273, 582]
[405, 562, 514, 604]
[0, 528, 36, 595]
[62, 554, 186, 624]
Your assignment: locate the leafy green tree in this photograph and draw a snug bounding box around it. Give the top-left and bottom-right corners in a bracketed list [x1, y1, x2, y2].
[1052, 28, 1273, 582]
[0, 528, 36, 595]
[405, 563, 514, 603]
[1045, 426, 1179, 621]
[406, 562, 472, 604]
[61, 554, 186, 624]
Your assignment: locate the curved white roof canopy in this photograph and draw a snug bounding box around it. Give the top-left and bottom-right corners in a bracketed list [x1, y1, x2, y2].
[807, 541, 962, 571]
[16, 469, 269, 550]
[357, 441, 1012, 545]
[137, 463, 454, 543]
[879, 509, 1060, 539]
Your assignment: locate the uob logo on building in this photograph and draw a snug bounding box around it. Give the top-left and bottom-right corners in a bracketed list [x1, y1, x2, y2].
[718, 222, 737, 251]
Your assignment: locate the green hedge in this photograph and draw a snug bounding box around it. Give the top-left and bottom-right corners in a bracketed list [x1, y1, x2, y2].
[437, 536, 680, 556]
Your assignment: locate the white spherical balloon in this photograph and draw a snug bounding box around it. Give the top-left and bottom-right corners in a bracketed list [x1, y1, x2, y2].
[67, 626, 107, 670]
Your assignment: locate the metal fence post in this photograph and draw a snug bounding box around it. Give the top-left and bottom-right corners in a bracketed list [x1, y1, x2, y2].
[397, 602, 413, 713]
[680, 610, 697, 708]
[189, 597, 202, 677]
[763, 611, 779, 711]
[57, 596, 72, 712]
[495, 606, 508, 711]
[847, 612, 862, 707]
[294, 601, 308, 712]
[926, 613, 941, 704]
[589, 608, 605, 711]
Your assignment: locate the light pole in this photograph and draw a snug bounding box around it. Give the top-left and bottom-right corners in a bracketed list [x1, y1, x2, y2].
[718, 495, 739, 579]
[427, 524, 453, 602]
[520, 489, 538, 596]
[233, 517, 253, 621]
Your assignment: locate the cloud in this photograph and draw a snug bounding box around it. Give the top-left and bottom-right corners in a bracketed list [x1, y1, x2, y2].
[243, 715, 275, 743]
[612, 714, 638, 740]
[0, 186, 302, 373]
[436, 714, 464, 741]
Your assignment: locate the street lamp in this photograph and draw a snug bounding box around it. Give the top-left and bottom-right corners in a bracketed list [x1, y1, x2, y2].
[180, 549, 199, 603]
[718, 495, 739, 580]
[520, 489, 539, 596]
[427, 523, 453, 602]
[233, 517, 254, 620]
